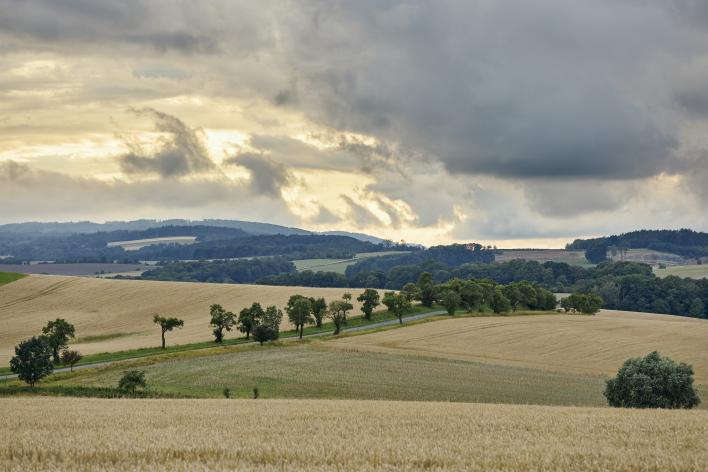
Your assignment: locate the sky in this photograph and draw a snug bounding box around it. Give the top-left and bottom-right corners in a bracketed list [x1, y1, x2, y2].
[1, 1, 708, 247]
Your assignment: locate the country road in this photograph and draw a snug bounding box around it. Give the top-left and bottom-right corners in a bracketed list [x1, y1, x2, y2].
[0, 310, 447, 381]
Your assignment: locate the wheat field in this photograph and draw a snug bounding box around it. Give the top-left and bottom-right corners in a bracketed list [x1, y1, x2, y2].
[0, 275, 367, 364]
[333, 309, 708, 384]
[1, 397, 706, 471]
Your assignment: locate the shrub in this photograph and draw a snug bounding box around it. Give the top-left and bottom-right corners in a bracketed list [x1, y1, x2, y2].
[252, 324, 277, 345]
[604, 351, 700, 409]
[118, 370, 147, 394]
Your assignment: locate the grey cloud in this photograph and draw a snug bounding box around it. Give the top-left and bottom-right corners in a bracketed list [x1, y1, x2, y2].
[307, 205, 342, 225]
[118, 108, 216, 178]
[223, 152, 292, 197]
[340, 195, 383, 227]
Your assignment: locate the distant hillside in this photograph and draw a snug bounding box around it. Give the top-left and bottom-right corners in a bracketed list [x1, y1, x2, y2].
[567, 229, 708, 261]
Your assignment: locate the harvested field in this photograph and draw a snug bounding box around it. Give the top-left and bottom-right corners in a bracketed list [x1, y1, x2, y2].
[0, 275, 369, 364]
[654, 264, 708, 279]
[0, 262, 152, 276]
[293, 251, 411, 274]
[332, 309, 708, 384]
[2, 397, 707, 471]
[106, 236, 197, 250]
[496, 249, 589, 264]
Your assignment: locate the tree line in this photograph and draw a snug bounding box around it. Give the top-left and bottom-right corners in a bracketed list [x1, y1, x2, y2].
[567, 228, 708, 260]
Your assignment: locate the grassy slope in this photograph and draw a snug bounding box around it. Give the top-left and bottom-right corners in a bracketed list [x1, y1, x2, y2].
[292, 250, 410, 274]
[0, 272, 26, 286]
[3, 398, 708, 471]
[654, 264, 708, 279]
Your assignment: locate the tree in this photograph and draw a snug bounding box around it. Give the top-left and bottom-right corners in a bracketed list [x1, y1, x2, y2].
[41, 318, 75, 363]
[382, 292, 411, 324]
[10, 337, 53, 387]
[561, 293, 603, 314]
[309, 297, 327, 328]
[441, 290, 461, 315]
[262, 305, 283, 336]
[328, 300, 350, 334]
[357, 289, 380, 320]
[253, 324, 278, 345]
[152, 314, 184, 349]
[689, 298, 705, 317]
[604, 352, 700, 409]
[401, 283, 420, 303]
[416, 272, 437, 307]
[491, 287, 512, 314]
[286, 296, 313, 339]
[60, 349, 83, 372]
[118, 370, 147, 394]
[460, 280, 483, 312]
[585, 244, 608, 264]
[238, 302, 264, 339]
[209, 304, 236, 343]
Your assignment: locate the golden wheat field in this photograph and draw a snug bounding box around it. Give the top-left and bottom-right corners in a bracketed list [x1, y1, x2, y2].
[2, 398, 707, 471]
[0, 275, 368, 364]
[333, 309, 708, 384]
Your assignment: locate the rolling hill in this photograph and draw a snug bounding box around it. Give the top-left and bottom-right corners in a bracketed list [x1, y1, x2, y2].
[0, 275, 371, 364]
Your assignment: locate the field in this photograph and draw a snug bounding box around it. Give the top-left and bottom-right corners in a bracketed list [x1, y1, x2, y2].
[293, 251, 410, 274]
[106, 236, 197, 250]
[0, 271, 25, 286]
[0, 263, 153, 276]
[0, 275, 372, 365]
[608, 248, 689, 265]
[333, 309, 708, 384]
[654, 264, 708, 279]
[496, 249, 589, 265]
[1, 397, 707, 471]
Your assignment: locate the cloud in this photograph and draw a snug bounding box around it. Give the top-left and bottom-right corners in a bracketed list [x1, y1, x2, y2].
[223, 152, 292, 197]
[117, 108, 216, 178]
[340, 195, 384, 227]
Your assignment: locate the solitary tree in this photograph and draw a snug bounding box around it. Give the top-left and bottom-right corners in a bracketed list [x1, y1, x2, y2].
[328, 300, 350, 334]
[309, 297, 328, 328]
[357, 289, 380, 320]
[441, 290, 461, 315]
[118, 370, 147, 394]
[41, 318, 75, 363]
[153, 314, 184, 349]
[10, 337, 53, 387]
[286, 296, 313, 339]
[209, 304, 236, 343]
[605, 352, 700, 409]
[253, 324, 278, 345]
[416, 272, 437, 307]
[60, 349, 83, 372]
[238, 302, 264, 339]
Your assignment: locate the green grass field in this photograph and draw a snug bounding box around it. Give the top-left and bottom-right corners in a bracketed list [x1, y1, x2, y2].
[654, 264, 708, 279]
[0, 272, 26, 286]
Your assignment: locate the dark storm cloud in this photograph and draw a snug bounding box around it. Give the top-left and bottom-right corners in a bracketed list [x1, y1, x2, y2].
[222, 152, 292, 197]
[118, 108, 216, 177]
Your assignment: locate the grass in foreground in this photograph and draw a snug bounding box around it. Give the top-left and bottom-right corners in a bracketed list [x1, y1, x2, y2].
[0, 271, 26, 286]
[2, 397, 707, 471]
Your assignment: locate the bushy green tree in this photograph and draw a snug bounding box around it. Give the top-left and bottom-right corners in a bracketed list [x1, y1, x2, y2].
[604, 352, 700, 409]
[152, 314, 184, 348]
[460, 280, 483, 312]
[357, 289, 380, 320]
[118, 370, 147, 394]
[401, 283, 420, 303]
[309, 297, 328, 327]
[382, 292, 411, 324]
[41, 318, 75, 363]
[416, 272, 437, 307]
[561, 293, 603, 314]
[253, 324, 278, 345]
[492, 287, 512, 314]
[262, 305, 283, 336]
[10, 337, 54, 387]
[209, 304, 236, 343]
[440, 290, 461, 315]
[328, 300, 350, 334]
[238, 302, 264, 339]
[286, 295, 313, 339]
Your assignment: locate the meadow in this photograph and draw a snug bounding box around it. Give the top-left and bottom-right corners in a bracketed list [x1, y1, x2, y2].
[333, 309, 708, 383]
[106, 236, 197, 250]
[0, 271, 25, 286]
[0, 263, 152, 276]
[654, 264, 708, 279]
[292, 251, 411, 274]
[0, 274, 372, 365]
[495, 249, 589, 265]
[1, 397, 707, 471]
